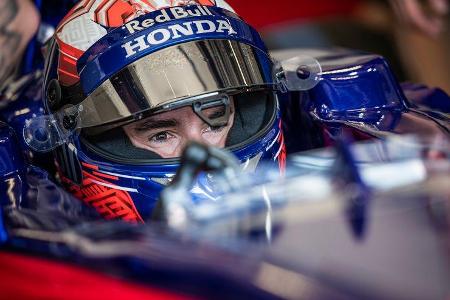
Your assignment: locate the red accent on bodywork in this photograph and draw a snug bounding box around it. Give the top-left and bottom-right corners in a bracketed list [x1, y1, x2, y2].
[277, 122, 287, 174]
[0, 252, 195, 300]
[225, 0, 360, 30]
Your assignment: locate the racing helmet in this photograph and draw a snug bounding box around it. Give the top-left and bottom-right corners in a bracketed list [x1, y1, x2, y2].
[30, 1, 286, 223]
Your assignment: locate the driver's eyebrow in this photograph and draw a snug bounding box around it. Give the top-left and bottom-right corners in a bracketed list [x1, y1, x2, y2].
[135, 119, 178, 131]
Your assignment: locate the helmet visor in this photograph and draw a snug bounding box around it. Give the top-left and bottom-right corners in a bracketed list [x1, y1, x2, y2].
[72, 39, 276, 129]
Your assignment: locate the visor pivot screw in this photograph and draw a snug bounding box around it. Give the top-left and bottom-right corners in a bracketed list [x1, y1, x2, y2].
[296, 66, 311, 80]
[275, 71, 286, 81]
[34, 127, 49, 142]
[47, 79, 61, 110]
[63, 114, 77, 130]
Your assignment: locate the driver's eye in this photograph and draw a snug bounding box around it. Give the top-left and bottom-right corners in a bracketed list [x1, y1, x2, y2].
[150, 132, 171, 143]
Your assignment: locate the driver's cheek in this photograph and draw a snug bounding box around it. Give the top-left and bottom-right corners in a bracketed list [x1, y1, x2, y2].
[155, 139, 182, 158]
[202, 131, 227, 147]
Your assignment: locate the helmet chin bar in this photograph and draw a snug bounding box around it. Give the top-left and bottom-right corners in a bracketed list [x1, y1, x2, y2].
[275, 55, 322, 92]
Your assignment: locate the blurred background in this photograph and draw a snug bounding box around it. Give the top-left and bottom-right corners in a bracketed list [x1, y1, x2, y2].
[226, 0, 450, 94]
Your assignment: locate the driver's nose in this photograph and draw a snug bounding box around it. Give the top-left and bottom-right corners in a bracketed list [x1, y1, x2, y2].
[183, 124, 205, 144]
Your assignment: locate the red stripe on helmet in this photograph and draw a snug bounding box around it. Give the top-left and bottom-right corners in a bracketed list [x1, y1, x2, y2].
[92, 171, 119, 181]
[82, 162, 100, 170]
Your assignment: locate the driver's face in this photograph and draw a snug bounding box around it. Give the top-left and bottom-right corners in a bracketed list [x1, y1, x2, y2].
[123, 103, 235, 158]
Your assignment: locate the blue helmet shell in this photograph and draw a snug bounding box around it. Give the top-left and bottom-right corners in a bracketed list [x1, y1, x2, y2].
[46, 4, 284, 222]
